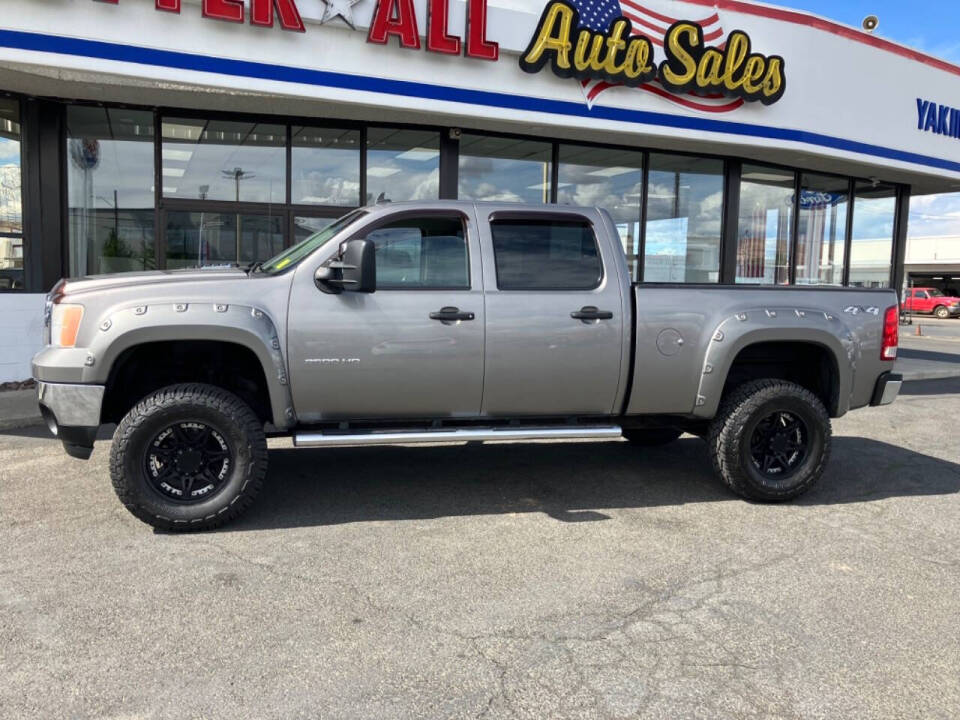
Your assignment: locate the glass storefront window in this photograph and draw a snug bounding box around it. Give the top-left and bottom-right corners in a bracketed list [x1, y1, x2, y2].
[736, 165, 794, 285]
[0, 98, 23, 290]
[165, 212, 284, 269]
[162, 117, 286, 204]
[366, 128, 440, 203]
[849, 183, 896, 287]
[557, 145, 644, 278]
[796, 174, 848, 286]
[67, 106, 156, 277]
[458, 134, 552, 204]
[292, 126, 361, 206]
[644, 154, 723, 283]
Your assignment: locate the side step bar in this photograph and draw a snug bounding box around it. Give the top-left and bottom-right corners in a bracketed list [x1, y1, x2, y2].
[293, 425, 623, 448]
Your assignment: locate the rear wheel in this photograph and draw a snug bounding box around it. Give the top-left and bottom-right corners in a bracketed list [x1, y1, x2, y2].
[707, 379, 831, 501]
[934, 305, 950, 319]
[110, 383, 268, 531]
[622, 428, 683, 446]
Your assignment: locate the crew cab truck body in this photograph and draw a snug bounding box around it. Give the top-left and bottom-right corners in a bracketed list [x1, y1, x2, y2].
[33, 202, 903, 530]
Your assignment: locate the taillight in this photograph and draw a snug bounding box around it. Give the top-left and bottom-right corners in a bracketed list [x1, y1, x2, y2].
[881, 305, 898, 360]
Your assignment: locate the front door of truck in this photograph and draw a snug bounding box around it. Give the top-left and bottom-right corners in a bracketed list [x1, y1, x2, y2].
[910, 290, 931, 313]
[478, 212, 626, 416]
[287, 208, 485, 422]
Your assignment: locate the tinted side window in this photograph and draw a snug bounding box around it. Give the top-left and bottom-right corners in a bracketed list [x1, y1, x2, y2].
[365, 215, 469, 289]
[490, 219, 602, 290]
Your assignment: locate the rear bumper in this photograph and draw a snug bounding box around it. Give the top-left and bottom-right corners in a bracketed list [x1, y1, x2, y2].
[870, 372, 903, 407]
[36, 381, 104, 459]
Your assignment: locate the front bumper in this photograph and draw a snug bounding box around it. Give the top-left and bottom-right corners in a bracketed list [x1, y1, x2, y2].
[870, 372, 903, 407]
[37, 381, 104, 459]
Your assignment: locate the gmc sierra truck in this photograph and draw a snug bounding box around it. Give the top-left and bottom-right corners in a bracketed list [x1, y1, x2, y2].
[34, 201, 903, 531]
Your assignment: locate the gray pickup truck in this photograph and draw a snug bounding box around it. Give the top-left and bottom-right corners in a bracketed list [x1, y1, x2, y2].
[34, 201, 902, 530]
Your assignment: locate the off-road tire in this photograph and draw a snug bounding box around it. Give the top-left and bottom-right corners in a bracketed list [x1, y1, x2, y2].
[707, 379, 831, 502]
[110, 383, 268, 531]
[622, 428, 683, 446]
[934, 305, 950, 319]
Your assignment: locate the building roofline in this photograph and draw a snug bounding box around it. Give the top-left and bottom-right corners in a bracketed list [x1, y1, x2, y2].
[684, 0, 960, 78]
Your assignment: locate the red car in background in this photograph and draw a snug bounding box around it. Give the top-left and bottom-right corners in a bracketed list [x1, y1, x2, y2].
[903, 287, 960, 318]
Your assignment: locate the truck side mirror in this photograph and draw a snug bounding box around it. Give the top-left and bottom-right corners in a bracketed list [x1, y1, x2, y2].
[315, 238, 376, 294]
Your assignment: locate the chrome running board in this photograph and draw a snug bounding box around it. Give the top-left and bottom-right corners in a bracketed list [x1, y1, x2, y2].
[293, 425, 623, 448]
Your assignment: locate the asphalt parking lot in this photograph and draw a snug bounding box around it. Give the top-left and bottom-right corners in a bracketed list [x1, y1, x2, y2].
[3, 378, 960, 719]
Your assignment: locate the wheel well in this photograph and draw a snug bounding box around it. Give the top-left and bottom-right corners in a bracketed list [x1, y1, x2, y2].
[102, 340, 272, 425]
[722, 342, 840, 415]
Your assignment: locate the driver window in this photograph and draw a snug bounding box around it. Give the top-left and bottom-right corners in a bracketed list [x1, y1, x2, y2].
[365, 215, 469, 290]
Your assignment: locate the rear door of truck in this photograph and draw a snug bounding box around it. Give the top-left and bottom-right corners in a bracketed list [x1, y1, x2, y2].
[477, 208, 630, 416]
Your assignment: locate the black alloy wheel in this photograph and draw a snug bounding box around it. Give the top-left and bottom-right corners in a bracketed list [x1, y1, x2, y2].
[747, 411, 809, 479]
[144, 421, 232, 503]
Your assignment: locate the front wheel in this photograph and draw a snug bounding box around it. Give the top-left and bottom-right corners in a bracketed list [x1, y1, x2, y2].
[707, 379, 831, 502]
[110, 383, 268, 531]
[934, 305, 951, 319]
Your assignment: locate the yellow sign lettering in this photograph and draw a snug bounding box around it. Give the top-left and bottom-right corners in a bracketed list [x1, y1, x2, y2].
[520, 1, 786, 106]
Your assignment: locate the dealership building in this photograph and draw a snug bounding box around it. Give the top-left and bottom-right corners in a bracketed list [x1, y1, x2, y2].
[1, 0, 960, 381]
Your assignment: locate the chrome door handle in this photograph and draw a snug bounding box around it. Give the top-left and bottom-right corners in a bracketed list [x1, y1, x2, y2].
[430, 307, 475, 322]
[571, 306, 613, 321]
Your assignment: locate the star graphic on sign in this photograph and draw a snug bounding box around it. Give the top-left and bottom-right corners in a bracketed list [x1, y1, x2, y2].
[320, 0, 360, 29]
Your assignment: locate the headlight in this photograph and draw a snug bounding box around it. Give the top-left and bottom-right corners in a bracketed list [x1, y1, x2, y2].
[50, 304, 84, 347]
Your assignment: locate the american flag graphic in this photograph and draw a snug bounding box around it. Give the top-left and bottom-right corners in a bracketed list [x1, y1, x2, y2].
[571, 0, 745, 113]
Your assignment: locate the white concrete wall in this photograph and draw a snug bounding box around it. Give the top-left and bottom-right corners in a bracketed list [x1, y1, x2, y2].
[906, 235, 960, 265]
[0, 294, 44, 382]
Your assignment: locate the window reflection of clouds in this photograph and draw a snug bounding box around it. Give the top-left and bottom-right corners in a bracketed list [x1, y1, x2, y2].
[736, 165, 794, 286]
[458, 134, 551, 204]
[366, 128, 440, 202]
[850, 183, 896, 287]
[853, 189, 897, 240]
[910, 192, 960, 236]
[292, 127, 360, 206]
[162, 118, 286, 203]
[0, 142, 20, 164]
[557, 145, 643, 276]
[644, 155, 723, 283]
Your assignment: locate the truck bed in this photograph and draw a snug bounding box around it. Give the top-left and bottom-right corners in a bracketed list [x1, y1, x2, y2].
[625, 285, 898, 419]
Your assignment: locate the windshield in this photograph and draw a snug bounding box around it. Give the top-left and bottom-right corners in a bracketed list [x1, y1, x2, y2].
[259, 210, 368, 275]
[928, 289, 945, 297]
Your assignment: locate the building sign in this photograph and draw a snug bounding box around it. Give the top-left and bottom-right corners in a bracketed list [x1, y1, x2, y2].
[520, 0, 786, 107]
[92, 0, 786, 111]
[917, 98, 960, 140]
[367, 0, 498, 60]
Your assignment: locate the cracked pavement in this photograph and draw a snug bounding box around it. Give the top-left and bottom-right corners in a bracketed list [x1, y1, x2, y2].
[2, 379, 960, 719]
